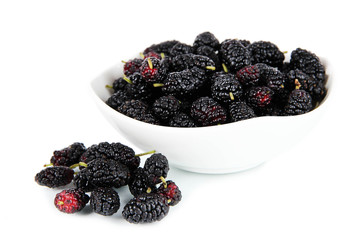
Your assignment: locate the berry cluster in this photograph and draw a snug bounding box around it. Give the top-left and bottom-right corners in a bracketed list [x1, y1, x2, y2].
[35, 142, 181, 223]
[106, 32, 327, 127]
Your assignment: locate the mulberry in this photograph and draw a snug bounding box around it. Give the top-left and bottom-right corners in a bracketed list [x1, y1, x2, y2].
[248, 41, 285, 68]
[122, 193, 169, 223]
[284, 89, 313, 115]
[90, 187, 120, 216]
[80, 142, 140, 171]
[35, 166, 74, 188]
[143, 153, 170, 185]
[219, 39, 251, 71]
[74, 158, 130, 190]
[190, 97, 227, 126]
[229, 101, 256, 122]
[49, 142, 86, 167]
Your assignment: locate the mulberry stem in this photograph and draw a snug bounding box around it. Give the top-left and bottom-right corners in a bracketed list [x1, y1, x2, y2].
[222, 63, 228, 73]
[121, 60, 127, 64]
[123, 75, 133, 84]
[139, 52, 145, 59]
[135, 150, 156, 157]
[153, 83, 164, 87]
[43, 163, 53, 167]
[205, 66, 216, 70]
[105, 85, 113, 89]
[159, 176, 167, 188]
[229, 92, 235, 101]
[160, 53, 165, 59]
[69, 162, 88, 169]
[146, 187, 152, 193]
[147, 58, 153, 69]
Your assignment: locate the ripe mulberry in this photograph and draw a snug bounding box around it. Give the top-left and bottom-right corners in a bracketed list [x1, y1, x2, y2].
[143, 153, 170, 185]
[122, 193, 170, 223]
[284, 89, 313, 115]
[229, 101, 256, 122]
[35, 166, 74, 188]
[50, 142, 86, 167]
[152, 95, 181, 121]
[128, 167, 156, 197]
[123, 58, 143, 77]
[169, 112, 196, 127]
[193, 31, 220, 50]
[248, 41, 285, 68]
[90, 187, 120, 216]
[74, 158, 130, 191]
[190, 97, 227, 126]
[211, 75, 243, 104]
[290, 48, 325, 83]
[219, 39, 251, 72]
[80, 142, 140, 171]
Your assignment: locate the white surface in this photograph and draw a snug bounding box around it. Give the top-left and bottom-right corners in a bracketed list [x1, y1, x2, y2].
[1, 0, 359, 239]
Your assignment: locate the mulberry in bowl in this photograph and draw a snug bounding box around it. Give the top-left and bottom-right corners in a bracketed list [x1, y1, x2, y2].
[89, 33, 331, 174]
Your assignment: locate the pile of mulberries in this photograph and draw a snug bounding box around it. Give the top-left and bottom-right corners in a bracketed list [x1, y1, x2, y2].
[106, 32, 327, 126]
[35, 142, 181, 223]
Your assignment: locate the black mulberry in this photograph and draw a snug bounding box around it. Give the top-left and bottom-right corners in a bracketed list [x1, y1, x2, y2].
[90, 187, 120, 216]
[80, 142, 140, 171]
[122, 193, 170, 224]
[143, 153, 170, 185]
[190, 97, 227, 126]
[284, 89, 313, 115]
[128, 167, 156, 197]
[219, 39, 251, 72]
[50, 142, 86, 167]
[248, 41, 285, 68]
[229, 101, 256, 122]
[35, 166, 74, 188]
[74, 158, 130, 191]
[152, 95, 181, 121]
[290, 48, 326, 83]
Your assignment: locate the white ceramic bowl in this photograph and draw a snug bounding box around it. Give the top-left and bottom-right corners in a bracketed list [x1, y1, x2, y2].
[89, 58, 332, 174]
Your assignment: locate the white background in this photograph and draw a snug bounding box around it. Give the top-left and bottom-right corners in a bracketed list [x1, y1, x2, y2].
[1, 0, 359, 239]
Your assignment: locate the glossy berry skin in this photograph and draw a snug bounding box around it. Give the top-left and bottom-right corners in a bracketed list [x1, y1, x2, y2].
[193, 31, 220, 50]
[248, 41, 285, 68]
[284, 89, 313, 115]
[50, 142, 86, 167]
[246, 86, 274, 112]
[90, 187, 120, 216]
[229, 101, 256, 122]
[80, 142, 140, 172]
[190, 97, 227, 126]
[236, 64, 262, 88]
[140, 57, 167, 83]
[122, 193, 169, 224]
[35, 166, 74, 188]
[54, 189, 89, 214]
[220, 39, 251, 72]
[211, 75, 243, 104]
[143, 153, 170, 185]
[117, 100, 159, 125]
[143, 40, 180, 55]
[152, 95, 181, 121]
[290, 48, 325, 83]
[128, 167, 156, 197]
[156, 180, 182, 206]
[74, 159, 131, 191]
[169, 112, 196, 127]
[123, 58, 143, 77]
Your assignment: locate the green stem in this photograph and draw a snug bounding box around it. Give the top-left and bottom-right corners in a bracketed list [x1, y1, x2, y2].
[135, 150, 156, 157]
